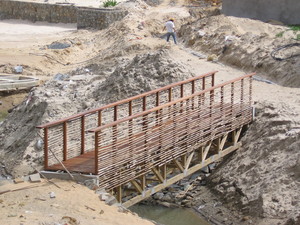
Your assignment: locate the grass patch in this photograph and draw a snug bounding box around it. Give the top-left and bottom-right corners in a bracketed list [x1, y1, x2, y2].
[0, 111, 8, 122]
[295, 34, 300, 41]
[289, 25, 300, 32]
[276, 31, 284, 38]
[103, 0, 118, 7]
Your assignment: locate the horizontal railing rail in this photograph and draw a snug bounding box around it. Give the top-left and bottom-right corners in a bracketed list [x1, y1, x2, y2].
[37, 71, 217, 169]
[89, 73, 254, 190]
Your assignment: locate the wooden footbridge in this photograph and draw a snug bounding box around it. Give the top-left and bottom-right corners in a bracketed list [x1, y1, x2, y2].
[37, 71, 254, 207]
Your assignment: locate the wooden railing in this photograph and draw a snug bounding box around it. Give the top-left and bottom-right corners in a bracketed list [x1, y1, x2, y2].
[88, 73, 254, 190]
[37, 71, 217, 169]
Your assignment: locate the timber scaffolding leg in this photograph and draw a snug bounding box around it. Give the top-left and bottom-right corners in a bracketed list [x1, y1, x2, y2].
[109, 126, 245, 208]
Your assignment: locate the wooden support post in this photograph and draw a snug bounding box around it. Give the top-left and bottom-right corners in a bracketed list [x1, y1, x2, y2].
[152, 167, 164, 183]
[140, 175, 146, 191]
[233, 127, 242, 144]
[116, 185, 122, 203]
[219, 133, 228, 151]
[202, 141, 213, 162]
[185, 152, 195, 171]
[181, 154, 187, 168]
[198, 146, 204, 162]
[131, 180, 143, 194]
[173, 159, 184, 173]
[162, 164, 167, 180]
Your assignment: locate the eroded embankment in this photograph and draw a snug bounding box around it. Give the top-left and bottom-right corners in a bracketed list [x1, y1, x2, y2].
[179, 14, 300, 88]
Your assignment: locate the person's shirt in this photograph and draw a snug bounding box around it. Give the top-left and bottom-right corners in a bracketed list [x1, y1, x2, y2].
[165, 21, 175, 32]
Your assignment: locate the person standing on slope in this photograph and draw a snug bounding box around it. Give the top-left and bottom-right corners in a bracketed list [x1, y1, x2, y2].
[163, 18, 177, 44]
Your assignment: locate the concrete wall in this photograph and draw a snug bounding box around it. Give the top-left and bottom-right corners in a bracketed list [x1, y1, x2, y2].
[222, 0, 300, 25]
[0, 0, 128, 29]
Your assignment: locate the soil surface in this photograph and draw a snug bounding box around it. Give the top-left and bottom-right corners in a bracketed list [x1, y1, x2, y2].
[0, 0, 299, 224]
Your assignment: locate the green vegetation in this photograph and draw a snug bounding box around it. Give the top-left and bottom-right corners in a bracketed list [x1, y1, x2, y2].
[275, 25, 300, 40]
[103, 0, 118, 7]
[289, 25, 300, 32]
[276, 31, 284, 38]
[0, 111, 8, 122]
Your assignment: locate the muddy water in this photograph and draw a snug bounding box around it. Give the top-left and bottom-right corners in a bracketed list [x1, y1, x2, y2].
[130, 204, 210, 225]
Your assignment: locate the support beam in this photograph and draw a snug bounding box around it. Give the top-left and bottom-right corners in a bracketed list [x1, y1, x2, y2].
[233, 127, 242, 144]
[123, 142, 242, 208]
[131, 180, 143, 194]
[202, 140, 213, 161]
[173, 159, 184, 172]
[116, 185, 122, 203]
[185, 152, 195, 171]
[152, 167, 164, 183]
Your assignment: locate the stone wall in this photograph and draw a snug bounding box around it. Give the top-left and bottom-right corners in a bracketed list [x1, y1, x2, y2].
[77, 7, 128, 30]
[222, 0, 300, 25]
[0, 1, 77, 23]
[0, 0, 128, 29]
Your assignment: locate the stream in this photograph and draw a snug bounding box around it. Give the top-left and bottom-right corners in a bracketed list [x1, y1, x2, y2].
[130, 204, 210, 225]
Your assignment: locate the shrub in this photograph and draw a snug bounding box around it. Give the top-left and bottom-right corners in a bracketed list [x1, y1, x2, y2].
[103, 0, 118, 7]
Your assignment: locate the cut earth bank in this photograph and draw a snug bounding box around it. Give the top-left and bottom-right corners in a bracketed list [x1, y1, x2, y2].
[0, 0, 299, 224]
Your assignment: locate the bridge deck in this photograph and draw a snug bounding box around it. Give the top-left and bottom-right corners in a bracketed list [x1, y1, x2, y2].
[47, 151, 95, 174]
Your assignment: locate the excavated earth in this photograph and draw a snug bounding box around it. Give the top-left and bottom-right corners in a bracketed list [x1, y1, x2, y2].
[0, 0, 299, 224]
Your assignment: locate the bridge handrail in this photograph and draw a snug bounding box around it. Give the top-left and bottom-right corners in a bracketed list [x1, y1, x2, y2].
[89, 73, 255, 133]
[37, 71, 217, 129]
[90, 72, 255, 187]
[39, 71, 217, 169]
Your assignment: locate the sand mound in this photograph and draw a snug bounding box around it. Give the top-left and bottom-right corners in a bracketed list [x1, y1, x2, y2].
[0, 179, 154, 225]
[207, 101, 300, 223]
[93, 49, 195, 103]
[179, 15, 300, 87]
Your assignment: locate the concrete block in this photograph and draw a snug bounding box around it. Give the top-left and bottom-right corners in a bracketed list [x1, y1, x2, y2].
[29, 173, 41, 183]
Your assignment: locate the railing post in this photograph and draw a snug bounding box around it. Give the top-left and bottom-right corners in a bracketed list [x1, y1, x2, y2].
[63, 122, 67, 161]
[44, 127, 48, 170]
[212, 72, 215, 87]
[81, 116, 85, 155]
[241, 78, 244, 116]
[98, 110, 102, 127]
[95, 131, 99, 175]
[231, 82, 235, 129]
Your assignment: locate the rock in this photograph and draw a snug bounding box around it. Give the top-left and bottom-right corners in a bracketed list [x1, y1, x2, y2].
[105, 196, 117, 206]
[14, 65, 23, 73]
[29, 173, 41, 183]
[207, 54, 218, 62]
[159, 201, 178, 208]
[14, 177, 24, 184]
[153, 192, 164, 200]
[48, 42, 71, 50]
[242, 216, 251, 221]
[201, 166, 210, 173]
[35, 139, 43, 151]
[49, 192, 56, 198]
[99, 193, 110, 201]
[161, 193, 173, 202]
[198, 30, 206, 37]
[54, 73, 69, 81]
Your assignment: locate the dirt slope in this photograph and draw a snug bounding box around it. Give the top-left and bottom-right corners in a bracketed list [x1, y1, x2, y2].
[0, 0, 300, 224]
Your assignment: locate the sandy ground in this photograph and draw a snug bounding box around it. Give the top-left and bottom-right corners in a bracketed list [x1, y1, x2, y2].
[0, 179, 155, 225]
[0, 0, 300, 224]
